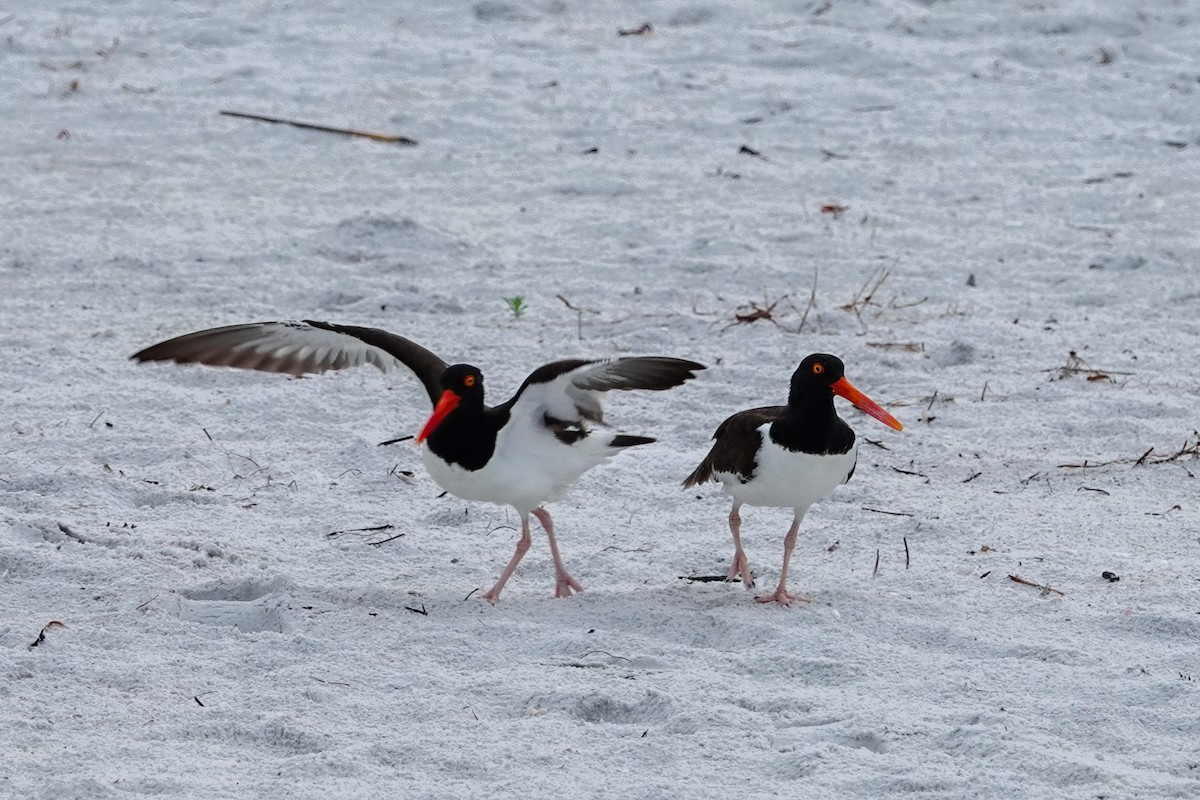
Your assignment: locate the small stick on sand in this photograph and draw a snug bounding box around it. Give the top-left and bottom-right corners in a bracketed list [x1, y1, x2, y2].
[1008, 574, 1064, 596]
[220, 110, 418, 145]
[862, 506, 914, 517]
[1058, 433, 1200, 470]
[326, 523, 396, 539]
[378, 434, 415, 446]
[556, 294, 600, 340]
[29, 620, 66, 649]
[791, 268, 819, 333]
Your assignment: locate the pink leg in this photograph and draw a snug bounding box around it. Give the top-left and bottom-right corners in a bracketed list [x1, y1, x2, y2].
[532, 507, 584, 598]
[480, 513, 533, 604]
[726, 503, 754, 587]
[756, 510, 811, 605]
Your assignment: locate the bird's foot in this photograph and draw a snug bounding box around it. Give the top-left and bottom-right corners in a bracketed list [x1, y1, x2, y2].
[754, 588, 811, 606]
[725, 553, 754, 588]
[554, 571, 585, 599]
[480, 584, 505, 605]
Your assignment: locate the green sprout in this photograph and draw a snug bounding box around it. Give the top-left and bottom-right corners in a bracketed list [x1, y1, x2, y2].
[503, 296, 527, 319]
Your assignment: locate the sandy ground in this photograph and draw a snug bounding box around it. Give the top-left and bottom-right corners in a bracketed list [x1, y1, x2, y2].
[3, 1, 1200, 798]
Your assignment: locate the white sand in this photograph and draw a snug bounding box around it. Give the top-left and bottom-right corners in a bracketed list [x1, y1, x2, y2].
[3, 1, 1199, 797]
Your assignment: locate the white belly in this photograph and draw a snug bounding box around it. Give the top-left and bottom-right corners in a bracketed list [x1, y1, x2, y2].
[715, 425, 857, 510]
[420, 426, 621, 513]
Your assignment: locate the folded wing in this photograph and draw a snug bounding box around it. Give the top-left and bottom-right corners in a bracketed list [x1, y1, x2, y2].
[682, 406, 783, 487]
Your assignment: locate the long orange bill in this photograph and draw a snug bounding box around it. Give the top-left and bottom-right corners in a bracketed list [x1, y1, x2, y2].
[416, 390, 460, 443]
[831, 377, 903, 431]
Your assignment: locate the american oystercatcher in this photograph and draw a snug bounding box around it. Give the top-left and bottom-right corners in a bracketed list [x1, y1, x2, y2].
[132, 321, 703, 602]
[683, 354, 902, 605]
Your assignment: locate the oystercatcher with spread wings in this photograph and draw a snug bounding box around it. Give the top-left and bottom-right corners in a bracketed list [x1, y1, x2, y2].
[683, 354, 902, 605]
[132, 321, 704, 602]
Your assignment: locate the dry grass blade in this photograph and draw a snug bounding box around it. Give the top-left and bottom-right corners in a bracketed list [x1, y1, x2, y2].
[838, 263, 897, 333]
[326, 523, 398, 542]
[1008, 574, 1064, 596]
[791, 268, 820, 333]
[840, 265, 890, 314]
[862, 506, 914, 517]
[220, 110, 418, 145]
[867, 341, 924, 352]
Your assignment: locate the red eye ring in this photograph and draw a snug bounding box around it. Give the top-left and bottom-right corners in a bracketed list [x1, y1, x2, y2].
[812, 363, 825, 375]
[464, 375, 476, 387]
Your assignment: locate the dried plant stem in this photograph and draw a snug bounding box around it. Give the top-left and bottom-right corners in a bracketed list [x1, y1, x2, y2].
[1059, 433, 1200, 469]
[1008, 574, 1064, 596]
[220, 110, 417, 145]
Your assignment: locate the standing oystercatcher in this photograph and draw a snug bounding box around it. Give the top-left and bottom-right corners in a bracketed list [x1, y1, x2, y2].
[132, 320, 704, 602]
[683, 354, 902, 605]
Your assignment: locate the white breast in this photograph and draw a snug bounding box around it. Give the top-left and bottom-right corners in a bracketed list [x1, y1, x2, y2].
[714, 424, 857, 510]
[420, 422, 625, 513]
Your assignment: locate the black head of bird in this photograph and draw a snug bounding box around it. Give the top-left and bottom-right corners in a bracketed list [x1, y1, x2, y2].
[417, 364, 486, 443]
[790, 354, 903, 431]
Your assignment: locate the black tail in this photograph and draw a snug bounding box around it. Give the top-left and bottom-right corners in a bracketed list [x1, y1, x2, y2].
[610, 434, 655, 449]
[681, 457, 714, 488]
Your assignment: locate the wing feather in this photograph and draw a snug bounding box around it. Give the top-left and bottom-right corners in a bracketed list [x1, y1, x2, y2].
[501, 356, 704, 428]
[131, 320, 449, 405]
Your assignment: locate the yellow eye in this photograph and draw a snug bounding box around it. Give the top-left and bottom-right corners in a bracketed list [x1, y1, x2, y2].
[812, 363, 825, 375]
[464, 375, 476, 387]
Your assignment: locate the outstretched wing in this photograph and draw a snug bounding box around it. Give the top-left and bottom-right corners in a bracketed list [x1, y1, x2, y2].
[500, 357, 705, 428]
[131, 320, 448, 405]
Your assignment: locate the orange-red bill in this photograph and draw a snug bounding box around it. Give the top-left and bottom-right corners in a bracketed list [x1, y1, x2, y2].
[831, 377, 903, 431]
[416, 390, 460, 443]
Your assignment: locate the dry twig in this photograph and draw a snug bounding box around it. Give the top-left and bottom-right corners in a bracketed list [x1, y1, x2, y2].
[1008, 574, 1064, 597]
[618, 22, 653, 36]
[721, 292, 794, 333]
[794, 269, 820, 333]
[220, 110, 417, 145]
[1046, 350, 1130, 382]
[839, 264, 890, 332]
[556, 294, 600, 340]
[1058, 433, 1200, 470]
[720, 285, 819, 335]
[867, 341, 923, 352]
[378, 434, 414, 446]
[326, 524, 402, 547]
[862, 506, 914, 517]
[29, 621, 66, 649]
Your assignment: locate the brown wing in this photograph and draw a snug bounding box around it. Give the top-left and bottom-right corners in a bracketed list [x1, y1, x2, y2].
[131, 320, 449, 405]
[682, 406, 783, 487]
